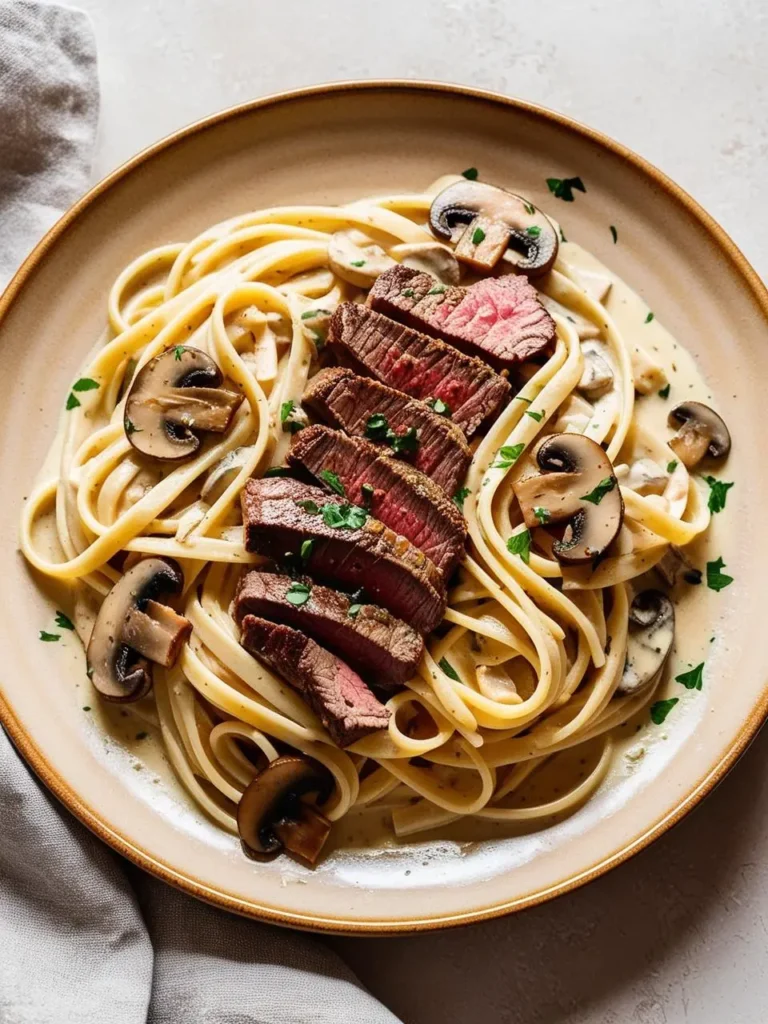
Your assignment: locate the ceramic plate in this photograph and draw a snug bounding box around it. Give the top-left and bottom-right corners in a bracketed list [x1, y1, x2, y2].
[1, 82, 765, 933]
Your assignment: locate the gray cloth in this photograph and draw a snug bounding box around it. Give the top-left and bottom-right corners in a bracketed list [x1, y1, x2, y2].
[0, 5, 400, 1021]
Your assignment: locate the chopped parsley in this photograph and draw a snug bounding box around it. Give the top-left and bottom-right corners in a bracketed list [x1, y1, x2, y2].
[515, 395, 532, 404]
[319, 468, 346, 496]
[658, 383, 671, 399]
[706, 556, 733, 592]
[347, 603, 362, 618]
[427, 397, 451, 417]
[580, 476, 616, 505]
[438, 657, 461, 681]
[645, 311, 655, 324]
[300, 538, 315, 561]
[650, 697, 678, 725]
[666, 460, 678, 473]
[72, 377, 100, 392]
[533, 507, 551, 525]
[526, 409, 544, 423]
[546, 176, 586, 202]
[471, 228, 486, 246]
[124, 417, 139, 435]
[350, 259, 366, 268]
[321, 503, 368, 530]
[280, 399, 295, 422]
[610, 225, 618, 244]
[286, 581, 312, 606]
[461, 167, 479, 180]
[66, 393, 81, 411]
[174, 345, 184, 360]
[506, 529, 531, 564]
[361, 482, 374, 506]
[365, 413, 390, 441]
[559, 226, 567, 242]
[492, 443, 525, 469]
[365, 414, 419, 454]
[39, 631, 60, 642]
[675, 663, 704, 691]
[264, 466, 290, 477]
[390, 426, 419, 455]
[55, 612, 75, 631]
[453, 486, 471, 510]
[428, 284, 447, 295]
[301, 308, 330, 320]
[296, 499, 320, 514]
[703, 476, 734, 514]
[526, 225, 541, 237]
[83, 706, 91, 712]
[402, 288, 416, 297]
[523, 201, 536, 215]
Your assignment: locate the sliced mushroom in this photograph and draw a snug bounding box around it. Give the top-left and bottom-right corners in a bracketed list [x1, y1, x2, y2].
[125, 347, 243, 461]
[86, 557, 192, 702]
[389, 241, 461, 285]
[237, 755, 333, 864]
[578, 344, 614, 399]
[616, 590, 675, 696]
[623, 458, 668, 497]
[667, 402, 731, 468]
[429, 180, 558, 275]
[328, 229, 394, 287]
[513, 434, 624, 564]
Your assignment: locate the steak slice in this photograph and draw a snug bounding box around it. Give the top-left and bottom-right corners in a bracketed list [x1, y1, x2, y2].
[303, 367, 471, 497]
[327, 302, 510, 438]
[239, 615, 389, 746]
[368, 265, 557, 369]
[233, 571, 422, 691]
[288, 425, 466, 577]
[241, 477, 446, 633]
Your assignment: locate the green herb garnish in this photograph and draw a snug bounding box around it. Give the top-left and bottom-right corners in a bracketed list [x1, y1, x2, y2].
[55, 612, 75, 631]
[526, 225, 541, 237]
[675, 663, 704, 691]
[645, 311, 655, 323]
[83, 706, 91, 712]
[39, 631, 60, 642]
[402, 288, 415, 297]
[492, 443, 525, 470]
[286, 581, 312, 607]
[515, 396, 532, 404]
[462, 167, 479, 180]
[124, 417, 139, 435]
[703, 476, 734, 515]
[321, 503, 368, 530]
[66, 393, 81, 411]
[264, 466, 290, 477]
[523, 202, 536, 215]
[428, 284, 447, 295]
[610, 225, 618, 244]
[666, 460, 678, 473]
[658, 383, 670, 399]
[526, 409, 544, 423]
[390, 426, 419, 455]
[301, 308, 330, 320]
[174, 345, 184, 360]
[533, 507, 551, 525]
[296, 499, 320, 514]
[427, 397, 451, 417]
[580, 476, 616, 505]
[365, 413, 390, 441]
[706, 556, 733, 592]
[650, 697, 678, 725]
[438, 657, 461, 681]
[318, 468, 346, 496]
[348, 603, 362, 618]
[72, 377, 100, 392]
[453, 486, 471, 510]
[546, 176, 586, 202]
[280, 399, 295, 423]
[471, 228, 486, 246]
[300, 539, 315, 561]
[506, 529, 531, 564]
[350, 259, 366, 268]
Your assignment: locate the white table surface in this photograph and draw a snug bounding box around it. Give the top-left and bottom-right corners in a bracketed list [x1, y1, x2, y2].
[73, 1, 768, 1020]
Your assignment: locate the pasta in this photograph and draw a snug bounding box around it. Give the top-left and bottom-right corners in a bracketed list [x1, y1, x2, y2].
[20, 175, 724, 859]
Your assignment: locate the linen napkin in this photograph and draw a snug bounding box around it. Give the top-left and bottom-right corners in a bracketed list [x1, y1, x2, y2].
[0, 4, 401, 1021]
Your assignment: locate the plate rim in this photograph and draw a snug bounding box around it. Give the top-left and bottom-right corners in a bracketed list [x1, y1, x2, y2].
[2, 78, 767, 935]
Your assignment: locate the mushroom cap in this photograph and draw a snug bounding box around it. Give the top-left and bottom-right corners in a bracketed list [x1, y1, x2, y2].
[86, 557, 187, 702]
[514, 433, 624, 565]
[617, 590, 675, 696]
[429, 180, 558, 276]
[667, 401, 731, 464]
[125, 346, 242, 461]
[237, 755, 333, 860]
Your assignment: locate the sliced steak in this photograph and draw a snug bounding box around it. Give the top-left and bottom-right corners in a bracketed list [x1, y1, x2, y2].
[368, 264, 556, 369]
[303, 367, 471, 496]
[288, 425, 466, 577]
[239, 615, 389, 746]
[233, 571, 422, 691]
[327, 302, 510, 438]
[241, 477, 446, 633]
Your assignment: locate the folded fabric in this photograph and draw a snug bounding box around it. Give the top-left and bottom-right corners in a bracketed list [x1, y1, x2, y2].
[0, 5, 400, 1021]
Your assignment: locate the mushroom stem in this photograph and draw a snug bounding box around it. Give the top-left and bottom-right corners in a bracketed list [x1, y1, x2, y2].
[274, 803, 332, 865]
[122, 600, 192, 667]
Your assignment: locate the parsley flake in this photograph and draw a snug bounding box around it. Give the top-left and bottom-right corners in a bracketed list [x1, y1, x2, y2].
[365, 413, 390, 441]
[301, 308, 330, 320]
[124, 417, 139, 435]
[390, 426, 419, 455]
[471, 228, 486, 246]
[706, 556, 733, 592]
[645, 311, 655, 324]
[703, 476, 734, 514]
[321, 503, 368, 530]
[55, 612, 75, 631]
[300, 539, 315, 561]
[280, 399, 295, 423]
[427, 397, 451, 417]
[610, 225, 618, 244]
[580, 476, 616, 505]
[650, 697, 678, 725]
[526, 225, 541, 237]
[402, 288, 415, 297]
[526, 409, 544, 423]
[39, 631, 60, 642]
[286, 581, 312, 607]
[523, 201, 536, 216]
[347, 603, 362, 618]
[462, 167, 479, 180]
[318, 469, 346, 496]
[533, 507, 551, 525]
[667, 460, 678, 473]
[174, 345, 184, 360]
[658, 383, 671, 399]
[296, 499, 320, 515]
[493, 443, 525, 470]
[515, 395, 532, 404]
[506, 529, 531, 564]
[428, 284, 447, 295]
[264, 466, 290, 477]
[66, 393, 81, 411]
[453, 486, 471, 510]
[438, 657, 461, 681]
[675, 663, 704, 691]
[72, 377, 100, 392]
[546, 176, 586, 202]
[350, 259, 366, 268]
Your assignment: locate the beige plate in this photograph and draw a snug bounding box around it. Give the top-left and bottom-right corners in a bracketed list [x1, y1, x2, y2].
[1, 82, 765, 934]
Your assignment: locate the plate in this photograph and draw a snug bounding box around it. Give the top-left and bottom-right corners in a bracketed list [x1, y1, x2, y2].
[1, 82, 765, 934]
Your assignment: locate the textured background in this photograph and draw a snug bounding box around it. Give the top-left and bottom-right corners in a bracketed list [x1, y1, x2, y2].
[71, 1, 768, 1021]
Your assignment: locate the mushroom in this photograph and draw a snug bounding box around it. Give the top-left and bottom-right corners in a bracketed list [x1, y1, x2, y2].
[616, 590, 675, 696]
[125, 346, 243, 461]
[86, 557, 192, 702]
[237, 755, 333, 864]
[667, 402, 731, 468]
[623, 458, 668, 497]
[389, 241, 461, 286]
[578, 344, 614, 399]
[328, 229, 394, 287]
[513, 434, 624, 564]
[429, 180, 558, 275]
